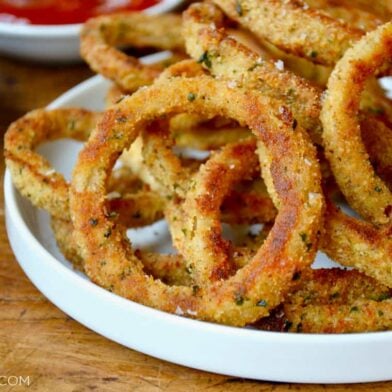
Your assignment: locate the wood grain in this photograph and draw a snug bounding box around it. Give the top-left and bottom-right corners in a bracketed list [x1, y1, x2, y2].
[0, 55, 391, 391]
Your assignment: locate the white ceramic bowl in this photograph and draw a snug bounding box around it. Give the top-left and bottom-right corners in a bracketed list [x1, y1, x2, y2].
[0, 0, 183, 62]
[4, 52, 392, 383]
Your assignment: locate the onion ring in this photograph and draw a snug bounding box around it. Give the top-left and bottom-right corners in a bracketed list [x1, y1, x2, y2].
[4, 108, 164, 226]
[142, 58, 392, 287]
[211, 0, 362, 66]
[255, 0, 384, 87]
[4, 108, 99, 219]
[70, 75, 324, 326]
[321, 22, 392, 225]
[80, 13, 184, 93]
[166, 138, 260, 282]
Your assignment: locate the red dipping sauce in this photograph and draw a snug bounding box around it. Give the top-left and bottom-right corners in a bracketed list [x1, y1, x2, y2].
[0, 0, 160, 25]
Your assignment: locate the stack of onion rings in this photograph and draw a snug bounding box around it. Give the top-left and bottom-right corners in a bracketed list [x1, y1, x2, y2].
[5, 0, 392, 333]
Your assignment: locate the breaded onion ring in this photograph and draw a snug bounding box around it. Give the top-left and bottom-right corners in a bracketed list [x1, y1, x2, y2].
[4, 108, 164, 226]
[166, 139, 260, 283]
[211, 0, 363, 66]
[70, 75, 324, 326]
[321, 22, 392, 225]
[255, 1, 384, 87]
[80, 13, 184, 93]
[4, 108, 99, 219]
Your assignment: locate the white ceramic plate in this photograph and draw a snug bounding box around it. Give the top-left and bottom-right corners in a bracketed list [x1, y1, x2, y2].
[4, 52, 392, 384]
[0, 0, 183, 62]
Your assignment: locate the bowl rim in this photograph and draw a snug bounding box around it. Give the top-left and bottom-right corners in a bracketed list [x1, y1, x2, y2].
[0, 0, 182, 36]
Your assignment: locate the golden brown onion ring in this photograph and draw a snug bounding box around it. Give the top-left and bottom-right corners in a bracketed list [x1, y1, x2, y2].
[4, 108, 99, 219]
[80, 13, 184, 93]
[255, 0, 383, 86]
[4, 108, 164, 226]
[166, 139, 260, 283]
[70, 75, 324, 326]
[321, 22, 392, 225]
[211, 0, 362, 66]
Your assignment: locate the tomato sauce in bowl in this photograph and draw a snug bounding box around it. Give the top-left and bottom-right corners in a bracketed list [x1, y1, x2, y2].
[0, 0, 160, 25]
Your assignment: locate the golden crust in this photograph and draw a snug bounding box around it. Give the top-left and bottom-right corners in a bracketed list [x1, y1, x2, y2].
[167, 139, 260, 283]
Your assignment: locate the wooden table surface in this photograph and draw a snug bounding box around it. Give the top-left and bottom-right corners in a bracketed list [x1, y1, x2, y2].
[0, 55, 391, 392]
